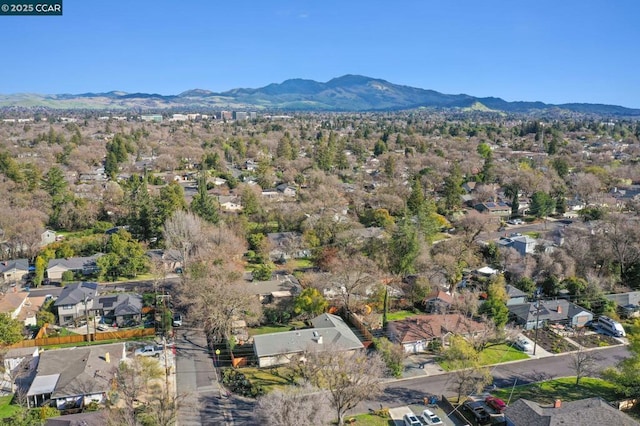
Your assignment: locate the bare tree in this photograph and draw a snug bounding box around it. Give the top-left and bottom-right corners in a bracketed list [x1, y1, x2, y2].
[570, 347, 599, 385]
[255, 382, 331, 426]
[298, 349, 387, 426]
[328, 251, 380, 311]
[163, 210, 205, 272]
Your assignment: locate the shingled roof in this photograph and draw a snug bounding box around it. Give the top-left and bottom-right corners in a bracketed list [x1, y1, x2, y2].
[504, 397, 638, 426]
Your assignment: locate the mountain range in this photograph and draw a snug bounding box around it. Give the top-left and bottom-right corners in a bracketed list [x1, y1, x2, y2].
[1, 74, 638, 116]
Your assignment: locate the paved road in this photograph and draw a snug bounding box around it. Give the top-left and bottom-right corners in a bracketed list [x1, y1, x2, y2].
[175, 327, 257, 426]
[351, 344, 631, 416]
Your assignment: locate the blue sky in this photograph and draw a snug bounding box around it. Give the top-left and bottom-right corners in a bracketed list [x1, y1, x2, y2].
[1, 0, 639, 107]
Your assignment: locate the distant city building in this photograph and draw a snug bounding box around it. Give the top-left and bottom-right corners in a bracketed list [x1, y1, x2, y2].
[171, 114, 188, 121]
[249, 111, 257, 119]
[220, 111, 233, 120]
[233, 111, 248, 121]
[140, 114, 163, 123]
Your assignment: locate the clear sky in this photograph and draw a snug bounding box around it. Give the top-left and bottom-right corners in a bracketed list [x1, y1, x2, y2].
[1, 0, 639, 107]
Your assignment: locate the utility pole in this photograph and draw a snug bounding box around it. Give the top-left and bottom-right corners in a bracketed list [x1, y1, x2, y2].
[533, 293, 542, 355]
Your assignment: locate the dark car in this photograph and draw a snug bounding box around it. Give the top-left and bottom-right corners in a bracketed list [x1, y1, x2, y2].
[464, 401, 490, 424]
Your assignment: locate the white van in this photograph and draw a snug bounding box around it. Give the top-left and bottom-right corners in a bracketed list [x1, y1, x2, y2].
[597, 316, 625, 337]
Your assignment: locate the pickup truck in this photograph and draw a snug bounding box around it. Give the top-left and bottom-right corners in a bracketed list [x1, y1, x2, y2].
[134, 345, 163, 357]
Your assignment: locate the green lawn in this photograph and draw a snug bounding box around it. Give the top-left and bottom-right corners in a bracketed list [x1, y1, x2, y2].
[249, 321, 306, 336]
[478, 343, 529, 364]
[347, 413, 392, 425]
[0, 395, 21, 418]
[386, 310, 419, 321]
[241, 367, 298, 393]
[523, 231, 541, 239]
[492, 377, 619, 405]
[439, 343, 528, 371]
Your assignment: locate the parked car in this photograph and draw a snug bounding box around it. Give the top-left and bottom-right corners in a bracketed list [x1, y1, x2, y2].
[464, 401, 490, 424]
[420, 408, 443, 425]
[507, 218, 523, 225]
[514, 337, 533, 352]
[172, 314, 183, 327]
[485, 396, 507, 413]
[97, 324, 109, 331]
[134, 345, 163, 357]
[403, 413, 422, 426]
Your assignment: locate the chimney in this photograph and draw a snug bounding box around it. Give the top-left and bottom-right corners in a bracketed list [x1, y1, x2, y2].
[554, 399, 562, 408]
[316, 336, 323, 345]
[557, 304, 562, 314]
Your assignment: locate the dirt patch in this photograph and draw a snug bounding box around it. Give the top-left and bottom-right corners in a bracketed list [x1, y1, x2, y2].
[569, 332, 619, 348]
[523, 328, 579, 353]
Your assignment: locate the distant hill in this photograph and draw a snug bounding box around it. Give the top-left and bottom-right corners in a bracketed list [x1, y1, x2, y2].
[0, 74, 638, 116]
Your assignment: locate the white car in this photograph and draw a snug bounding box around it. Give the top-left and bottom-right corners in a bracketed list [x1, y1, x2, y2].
[172, 314, 183, 327]
[403, 413, 422, 426]
[514, 338, 533, 352]
[421, 409, 443, 425]
[507, 218, 523, 225]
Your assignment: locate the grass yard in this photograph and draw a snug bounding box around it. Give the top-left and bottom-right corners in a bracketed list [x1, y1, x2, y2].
[492, 377, 619, 405]
[479, 343, 530, 365]
[523, 231, 541, 239]
[346, 413, 392, 425]
[0, 395, 21, 418]
[241, 367, 298, 393]
[439, 343, 528, 371]
[386, 310, 420, 321]
[249, 321, 306, 336]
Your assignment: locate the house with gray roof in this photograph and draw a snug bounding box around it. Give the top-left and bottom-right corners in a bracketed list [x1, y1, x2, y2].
[26, 343, 126, 410]
[508, 299, 593, 330]
[0, 258, 29, 282]
[54, 282, 99, 326]
[253, 313, 364, 367]
[605, 291, 640, 318]
[506, 285, 528, 306]
[47, 255, 103, 282]
[266, 232, 309, 262]
[94, 293, 143, 327]
[503, 397, 638, 426]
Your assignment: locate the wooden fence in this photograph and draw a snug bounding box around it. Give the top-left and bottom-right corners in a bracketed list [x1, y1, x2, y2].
[9, 327, 156, 349]
[342, 309, 374, 348]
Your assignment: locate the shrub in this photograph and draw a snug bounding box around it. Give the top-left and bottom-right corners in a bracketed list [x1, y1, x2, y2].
[61, 270, 75, 282]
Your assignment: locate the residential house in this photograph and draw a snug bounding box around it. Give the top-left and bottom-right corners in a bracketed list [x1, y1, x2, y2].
[0, 289, 30, 319]
[275, 183, 297, 197]
[508, 299, 594, 330]
[1, 346, 39, 393]
[266, 232, 309, 262]
[474, 202, 511, 219]
[336, 227, 385, 244]
[387, 313, 487, 354]
[46, 255, 103, 282]
[499, 234, 543, 256]
[53, 282, 99, 326]
[422, 289, 454, 314]
[253, 313, 364, 367]
[218, 195, 243, 212]
[604, 291, 640, 318]
[25, 343, 126, 409]
[0, 258, 29, 283]
[94, 293, 142, 327]
[146, 249, 183, 272]
[242, 272, 302, 303]
[41, 230, 57, 246]
[511, 235, 537, 256]
[505, 285, 528, 306]
[503, 397, 638, 426]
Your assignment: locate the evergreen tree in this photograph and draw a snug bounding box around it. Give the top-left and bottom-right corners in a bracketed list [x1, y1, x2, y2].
[389, 217, 420, 276]
[407, 178, 425, 215]
[190, 174, 219, 224]
[442, 162, 464, 211]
